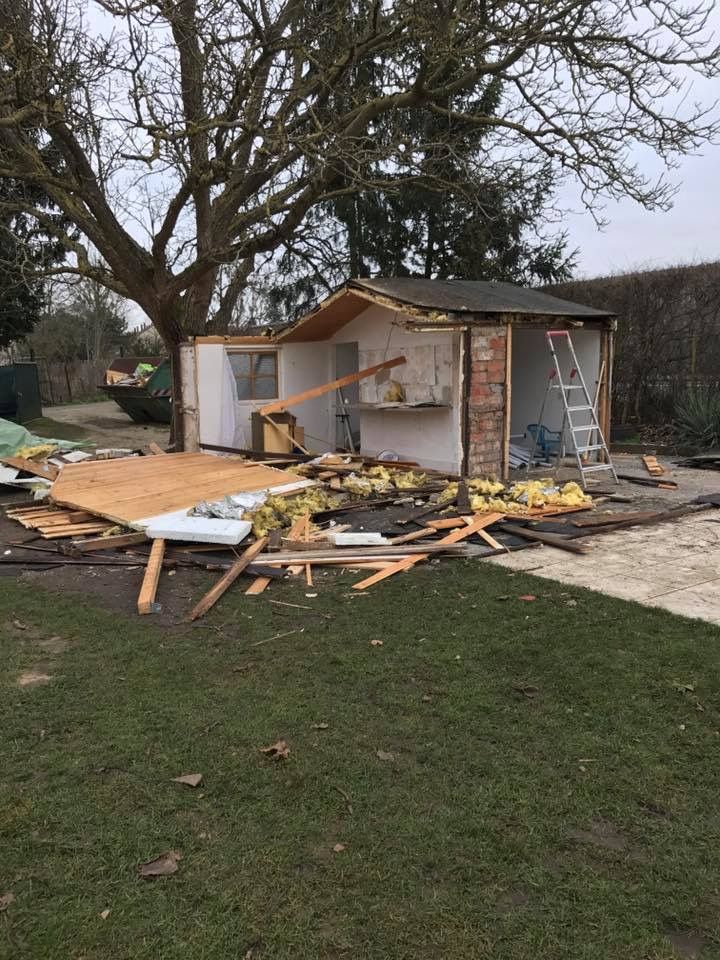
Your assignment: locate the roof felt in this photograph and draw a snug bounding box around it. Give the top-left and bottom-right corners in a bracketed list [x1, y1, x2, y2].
[348, 277, 615, 318]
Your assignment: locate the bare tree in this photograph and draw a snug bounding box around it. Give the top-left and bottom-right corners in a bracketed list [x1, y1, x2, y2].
[0, 0, 718, 439]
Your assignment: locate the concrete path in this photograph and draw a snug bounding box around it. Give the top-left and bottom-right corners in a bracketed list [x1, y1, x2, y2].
[44, 400, 169, 450]
[489, 458, 720, 625]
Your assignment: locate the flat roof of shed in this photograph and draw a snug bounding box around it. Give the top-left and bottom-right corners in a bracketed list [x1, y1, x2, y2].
[276, 278, 615, 342]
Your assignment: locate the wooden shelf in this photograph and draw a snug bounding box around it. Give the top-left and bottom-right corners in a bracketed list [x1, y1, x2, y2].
[341, 403, 452, 413]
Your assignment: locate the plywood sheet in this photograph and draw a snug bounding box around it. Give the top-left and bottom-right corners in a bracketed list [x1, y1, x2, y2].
[49, 452, 312, 526]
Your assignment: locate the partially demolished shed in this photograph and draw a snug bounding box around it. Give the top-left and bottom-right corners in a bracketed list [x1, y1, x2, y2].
[190, 278, 615, 477]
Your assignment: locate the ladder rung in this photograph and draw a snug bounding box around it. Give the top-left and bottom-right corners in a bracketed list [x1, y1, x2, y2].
[570, 423, 598, 431]
[567, 405, 593, 413]
[580, 464, 615, 473]
[576, 444, 605, 453]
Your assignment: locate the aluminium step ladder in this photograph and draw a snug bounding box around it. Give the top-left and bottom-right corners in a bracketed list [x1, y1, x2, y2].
[527, 330, 618, 488]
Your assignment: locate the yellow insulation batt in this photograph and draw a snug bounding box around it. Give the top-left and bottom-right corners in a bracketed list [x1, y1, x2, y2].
[439, 477, 591, 513]
[342, 468, 429, 497]
[245, 489, 341, 537]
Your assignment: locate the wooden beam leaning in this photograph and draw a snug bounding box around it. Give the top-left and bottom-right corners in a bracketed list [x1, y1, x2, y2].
[189, 536, 269, 621]
[137, 538, 166, 615]
[258, 356, 406, 417]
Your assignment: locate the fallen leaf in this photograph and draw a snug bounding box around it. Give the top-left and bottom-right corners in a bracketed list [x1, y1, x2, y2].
[260, 739, 290, 760]
[421, 694, 432, 702]
[312, 722, 329, 730]
[512, 682, 539, 699]
[138, 850, 182, 879]
[564, 598, 578, 607]
[376, 749, 395, 762]
[370, 639, 383, 647]
[332, 843, 347, 853]
[0, 893, 15, 911]
[172, 773, 203, 788]
[12, 619, 27, 630]
[518, 595, 536, 602]
[99, 908, 111, 920]
[672, 680, 695, 693]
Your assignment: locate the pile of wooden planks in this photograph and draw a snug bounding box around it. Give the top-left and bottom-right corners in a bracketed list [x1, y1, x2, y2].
[5, 504, 115, 539]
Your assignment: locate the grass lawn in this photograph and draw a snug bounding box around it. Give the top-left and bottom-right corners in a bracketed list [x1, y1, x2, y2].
[1, 561, 719, 959]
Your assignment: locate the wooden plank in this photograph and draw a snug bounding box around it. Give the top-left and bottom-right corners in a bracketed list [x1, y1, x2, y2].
[571, 511, 656, 528]
[476, 529, 504, 550]
[147, 442, 167, 456]
[499, 523, 588, 554]
[245, 576, 273, 595]
[617, 472, 678, 490]
[188, 536, 269, 621]
[388, 528, 436, 546]
[137, 538, 166, 615]
[351, 513, 504, 590]
[0, 456, 58, 480]
[425, 517, 469, 530]
[41, 524, 113, 539]
[69, 531, 149, 554]
[642, 455, 664, 476]
[20, 511, 95, 528]
[258, 356, 407, 416]
[258, 543, 466, 563]
[49, 452, 313, 525]
[570, 502, 716, 538]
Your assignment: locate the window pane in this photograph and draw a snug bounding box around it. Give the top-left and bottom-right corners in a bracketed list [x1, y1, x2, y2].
[228, 353, 250, 376]
[254, 376, 277, 399]
[235, 378, 252, 401]
[253, 353, 276, 377]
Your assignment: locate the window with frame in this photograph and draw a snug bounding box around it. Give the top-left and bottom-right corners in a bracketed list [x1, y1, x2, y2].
[228, 351, 278, 401]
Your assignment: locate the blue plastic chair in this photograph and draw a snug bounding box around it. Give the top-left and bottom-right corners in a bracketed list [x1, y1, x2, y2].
[526, 423, 562, 457]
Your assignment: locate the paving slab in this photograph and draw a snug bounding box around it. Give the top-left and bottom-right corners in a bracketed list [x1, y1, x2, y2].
[489, 457, 720, 624]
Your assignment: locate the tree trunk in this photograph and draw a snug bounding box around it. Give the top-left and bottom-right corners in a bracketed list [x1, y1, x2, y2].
[153, 297, 191, 451]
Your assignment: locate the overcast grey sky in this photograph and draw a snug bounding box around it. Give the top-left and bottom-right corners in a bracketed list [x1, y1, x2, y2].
[557, 32, 720, 281]
[559, 146, 720, 278]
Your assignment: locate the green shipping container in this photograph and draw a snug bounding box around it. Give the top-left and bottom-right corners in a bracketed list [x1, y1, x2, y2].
[100, 358, 172, 423]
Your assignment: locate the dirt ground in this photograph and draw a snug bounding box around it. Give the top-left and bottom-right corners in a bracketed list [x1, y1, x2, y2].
[43, 400, 170, 450]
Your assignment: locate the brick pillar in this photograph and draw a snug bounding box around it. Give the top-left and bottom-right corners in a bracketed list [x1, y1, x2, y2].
[467, 325, 507, 476]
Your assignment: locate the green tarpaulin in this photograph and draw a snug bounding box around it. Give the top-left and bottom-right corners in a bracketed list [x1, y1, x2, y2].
[0, 417, 84, 458]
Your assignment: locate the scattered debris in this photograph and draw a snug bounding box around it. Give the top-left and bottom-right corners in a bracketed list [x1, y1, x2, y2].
[370, 639, 384, 647]
[312, 722, 329, 730]
[12, 618, 27, 630]
[172, 773, 203, 788]
[376, 749, 395, 762]
[332, 843, 347, 853]
[260, 740, 290, 761]
[332, 784, 353, 814]
[17, 670, 53, 687]
[99, 909, 111, 921]
[1, 431, 717, 619]
[518, 595, 536, 602]
[513, 683, 539, 699]
[138, 850, 182, 878]
[642, 454, 665, 476]
[0, 892, 15, 912]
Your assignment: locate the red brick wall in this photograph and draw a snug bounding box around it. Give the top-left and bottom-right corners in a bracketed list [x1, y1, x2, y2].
[467, 325, 507, 476]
